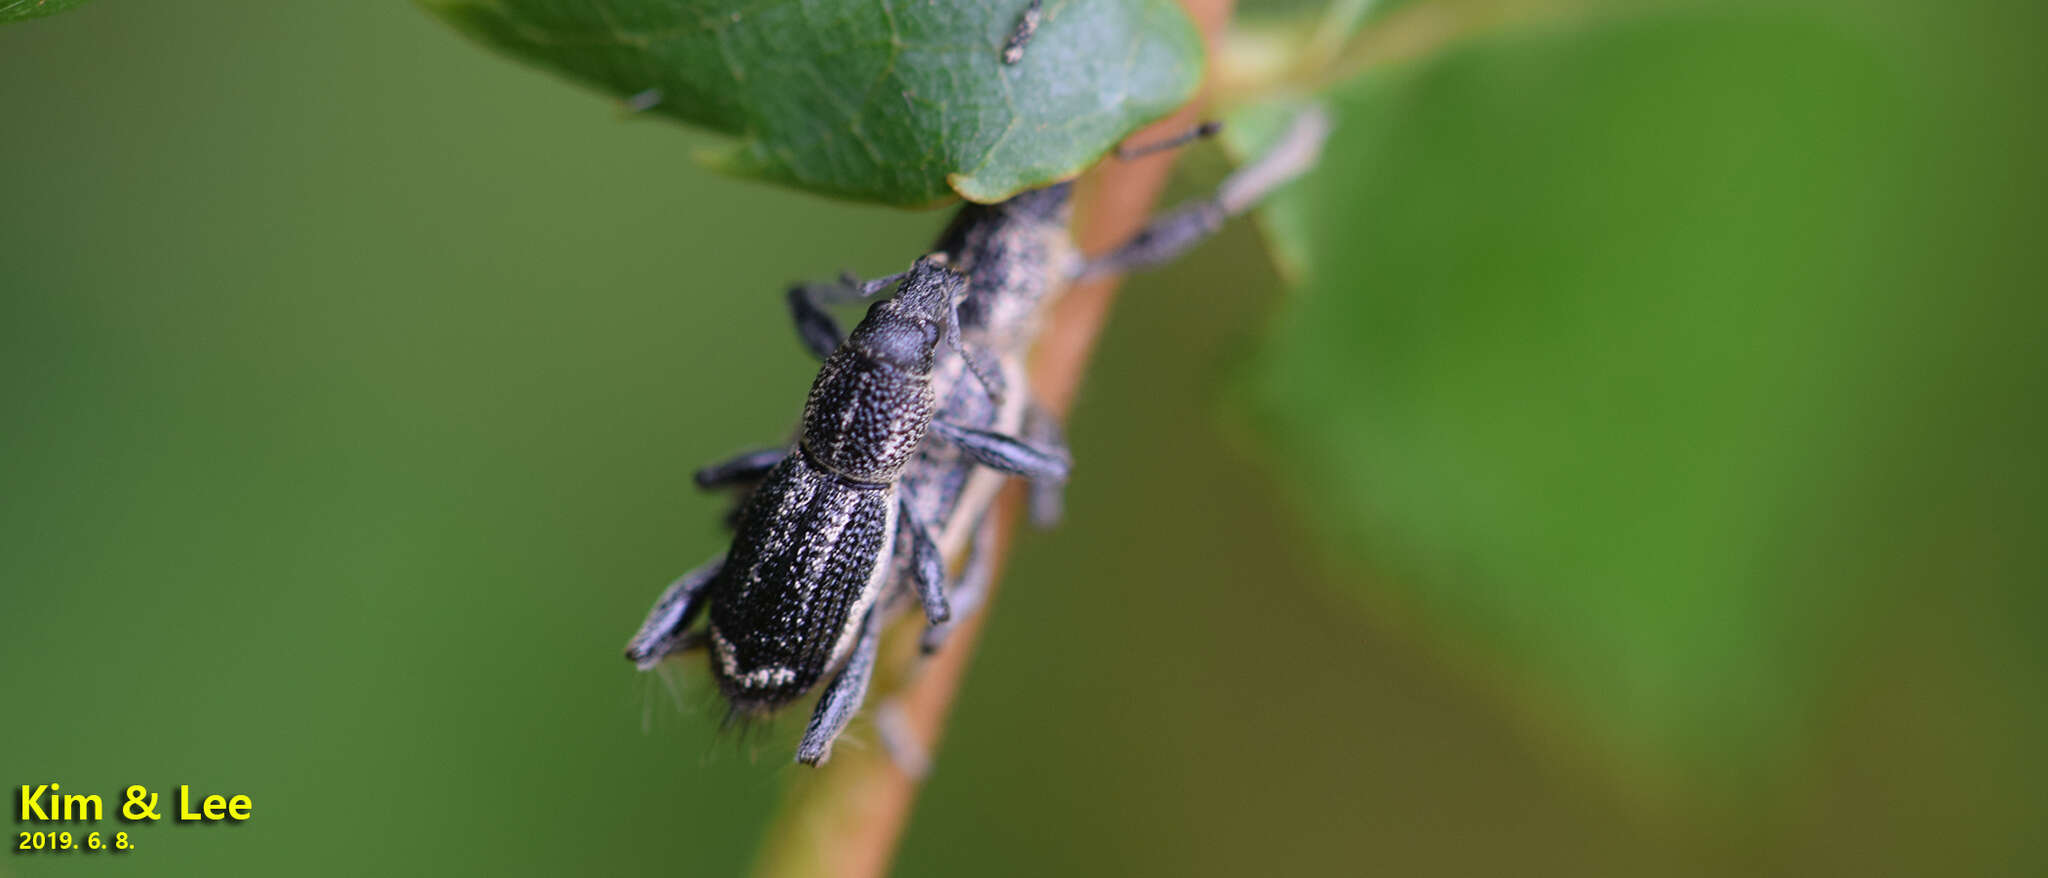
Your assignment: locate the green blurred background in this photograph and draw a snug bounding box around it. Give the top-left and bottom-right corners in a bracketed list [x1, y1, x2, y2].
[3, 1, 2040, 876]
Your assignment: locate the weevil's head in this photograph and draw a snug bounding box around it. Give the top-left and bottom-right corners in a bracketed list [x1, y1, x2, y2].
[848, 253, 964, 374]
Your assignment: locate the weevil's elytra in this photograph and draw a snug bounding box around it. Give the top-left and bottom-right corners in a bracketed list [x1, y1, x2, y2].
[707, 451, 898, 709]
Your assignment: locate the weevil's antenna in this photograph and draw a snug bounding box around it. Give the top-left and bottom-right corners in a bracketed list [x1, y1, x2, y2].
[939, 270, 1007, 404]
[1115, 120, 1224, 161]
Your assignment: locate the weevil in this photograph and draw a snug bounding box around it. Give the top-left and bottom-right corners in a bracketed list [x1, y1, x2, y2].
[623, 254, 1070, 764]
[628, 108, 1330, 765]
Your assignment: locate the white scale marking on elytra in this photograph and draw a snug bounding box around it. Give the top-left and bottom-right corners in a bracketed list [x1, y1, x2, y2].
[823, 492, 895, 674]
[711, 630, 797, 688]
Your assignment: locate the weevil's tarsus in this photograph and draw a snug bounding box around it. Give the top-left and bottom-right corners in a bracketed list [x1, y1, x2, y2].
[694, 447, 787, 489]
[1023, 403, 1069, 529]
[1217, 106, 1333, 215]
[795, 607, 886, 765]
[1115, 120, 1223, 161]
[648, 627, 709, 662]
[625, 553, 724, 669]
[1076, 107, 1332, 281]
[1001, 0, 1044, 65]
[874, 699, 931, 778]
[931, 419, 1071, 483]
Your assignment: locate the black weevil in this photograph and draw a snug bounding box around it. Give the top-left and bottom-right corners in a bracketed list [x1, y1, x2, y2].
[623, 254, 1068, 764]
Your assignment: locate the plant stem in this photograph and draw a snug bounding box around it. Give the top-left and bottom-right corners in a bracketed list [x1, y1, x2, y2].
[749, 3, 1234, 875]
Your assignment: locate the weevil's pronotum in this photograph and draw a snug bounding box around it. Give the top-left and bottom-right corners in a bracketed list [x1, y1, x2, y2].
[624, 254, 1069, 764]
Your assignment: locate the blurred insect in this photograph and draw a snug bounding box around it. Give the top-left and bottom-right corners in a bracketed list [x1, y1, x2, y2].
[837, 107, 1333, 654]
[1003, 0, 1043, 64]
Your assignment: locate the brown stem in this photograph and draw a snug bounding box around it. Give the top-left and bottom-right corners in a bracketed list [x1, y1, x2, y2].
[749, 3, 1234, 875]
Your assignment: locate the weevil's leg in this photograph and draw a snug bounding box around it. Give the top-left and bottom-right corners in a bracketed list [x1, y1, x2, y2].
[1215, 105, 1335, 216]
[1023, 403, 1069, 529]
[900, 495, 952, 625]
[1075, 107, 1333, 281]
[693, 447, 786, 489]
[624, 552, 725, 669]
[794, 606, 885, 766]
[786, 270, 911, 360]
[931, 419, 1071, 483]
[873, 700, 931, 779]
[921, 515, 999, 654]
[1072, 199, 1228, 282]
[1115, 120, 1223, 161]
[787, 280, 851, 360]
[1001, 0, 1043, 65]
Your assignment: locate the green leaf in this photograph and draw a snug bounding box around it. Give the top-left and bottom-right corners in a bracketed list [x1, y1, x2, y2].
[1224, 0, 1417, 95]
[1235, 0, 1422, 31]
[1240, 6, 1999, 798]
[419, 0, 1204, 206]
[1, 0, 92, 25]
